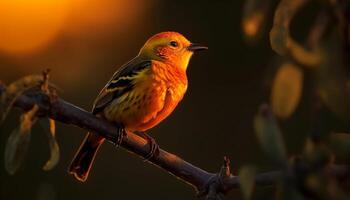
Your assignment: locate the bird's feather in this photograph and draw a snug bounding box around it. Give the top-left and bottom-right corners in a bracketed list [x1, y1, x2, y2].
[92, 58, 152, 114]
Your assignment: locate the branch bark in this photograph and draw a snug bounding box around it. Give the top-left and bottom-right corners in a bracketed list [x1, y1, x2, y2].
[0, 83, 349, 199]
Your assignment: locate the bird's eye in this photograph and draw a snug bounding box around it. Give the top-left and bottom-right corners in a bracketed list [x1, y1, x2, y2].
[170, 41, 179, 48]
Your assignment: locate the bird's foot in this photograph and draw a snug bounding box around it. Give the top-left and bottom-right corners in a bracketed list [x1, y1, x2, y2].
[138, 132, 160, 160]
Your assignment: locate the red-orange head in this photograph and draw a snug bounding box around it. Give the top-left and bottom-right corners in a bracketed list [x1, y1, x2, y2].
[139, 32, 207, 71]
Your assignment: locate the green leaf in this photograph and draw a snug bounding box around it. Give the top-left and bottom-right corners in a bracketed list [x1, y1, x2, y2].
[4, 105, 39, 174]
[238, 165, 256, 200]
[254, 104, 288, 166]
[271, 63, 303, 119]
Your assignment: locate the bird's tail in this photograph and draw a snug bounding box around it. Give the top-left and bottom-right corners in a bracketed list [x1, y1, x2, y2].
[68, 133, 105, 182]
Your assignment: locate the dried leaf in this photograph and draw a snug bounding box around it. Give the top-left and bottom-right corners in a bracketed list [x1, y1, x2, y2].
[4, 105, 39, 174]
[242, 0, 271, 40]
[271, 63, 303, 119]
[238, 165, 256, 200]
[254, 104, 287, 166]
[42, 119, 60, 171]
[0, 75, 42, 124]
[270, 0, 322, 67]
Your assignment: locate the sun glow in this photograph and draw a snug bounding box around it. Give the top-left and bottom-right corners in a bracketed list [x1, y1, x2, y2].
[0, 0, 71, 54]
[0, 0, 149, 55]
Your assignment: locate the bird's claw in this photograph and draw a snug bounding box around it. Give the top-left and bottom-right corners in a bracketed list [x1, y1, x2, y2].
[139, 132, 159, 161]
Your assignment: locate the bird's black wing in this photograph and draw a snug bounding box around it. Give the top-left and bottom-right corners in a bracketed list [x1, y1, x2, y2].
[92, 58, 152, 115]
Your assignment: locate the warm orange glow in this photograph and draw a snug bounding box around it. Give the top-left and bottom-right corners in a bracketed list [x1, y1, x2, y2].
[64, 0, 148, 35]
[243, 13, 263, 37]
[0, 0, 149, 55]
[0, 0, 71, 54]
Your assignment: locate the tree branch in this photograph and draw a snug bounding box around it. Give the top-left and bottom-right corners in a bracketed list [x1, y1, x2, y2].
[0, 82, 349, 199]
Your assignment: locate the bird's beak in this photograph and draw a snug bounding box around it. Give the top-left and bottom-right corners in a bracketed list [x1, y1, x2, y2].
[187, 43, 208, 52]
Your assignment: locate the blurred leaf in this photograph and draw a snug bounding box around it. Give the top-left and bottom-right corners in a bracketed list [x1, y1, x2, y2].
[271, 63, 303, 119]
[316, 34, 350, 122]
[4, 104, 39, 175]
[305, 173, 348, 200]
[242, 0, 271, 40]
[254, 104, 288, 166]
[288, 43, 323, 67]
[270, 0, 322, 67]
[238, 165, 256, 200]
[330, 133, 350, 161]
[0, 75, 42, 124]
[270, 0, 306, 55]
[41, 119, 60, 171]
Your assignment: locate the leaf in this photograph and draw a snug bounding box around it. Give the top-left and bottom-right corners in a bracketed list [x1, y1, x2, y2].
[316, 34, 350, 122]
[0, 75, 42, 124]
[254, 104, 288, 166]
[4, 105, 39, 175]
[270, 0, 322, 67]
[242, 0, 271, 40]
[271, 63, 303, 119]
[238, 165, 256, 200]
[41, 119, 60, 171]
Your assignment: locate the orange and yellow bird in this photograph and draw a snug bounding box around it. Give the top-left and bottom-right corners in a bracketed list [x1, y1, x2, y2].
[69, 32, 207, 182]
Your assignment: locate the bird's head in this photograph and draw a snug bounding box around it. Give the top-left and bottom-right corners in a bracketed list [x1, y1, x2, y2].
[139, 32, 207, 71]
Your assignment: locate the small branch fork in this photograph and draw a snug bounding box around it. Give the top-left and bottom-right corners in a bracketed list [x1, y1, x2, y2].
[0, 83, 349, 199]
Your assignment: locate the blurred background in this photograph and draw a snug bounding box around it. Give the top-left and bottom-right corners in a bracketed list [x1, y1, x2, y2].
[0, 0, 349, 200]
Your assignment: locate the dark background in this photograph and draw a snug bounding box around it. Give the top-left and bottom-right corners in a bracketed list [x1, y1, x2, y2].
[0, 0, 340, 199]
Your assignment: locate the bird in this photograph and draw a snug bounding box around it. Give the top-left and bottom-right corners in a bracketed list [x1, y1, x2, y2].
[68, 31, 207, 182]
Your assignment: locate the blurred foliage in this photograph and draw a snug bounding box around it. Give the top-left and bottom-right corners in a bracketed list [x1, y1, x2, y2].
[241, 0, 350, 199]
[0, 75, 43, 124]
[239, 165, 257, 200]
[271, 63, 303, 119]
[1, 72, 59, 175]
[4, 104, 39, 175]
[269, 0, 322, 67]
[254, 104, 287, 167]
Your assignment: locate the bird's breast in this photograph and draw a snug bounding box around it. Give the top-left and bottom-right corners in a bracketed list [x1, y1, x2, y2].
[104, 61, 188, 132]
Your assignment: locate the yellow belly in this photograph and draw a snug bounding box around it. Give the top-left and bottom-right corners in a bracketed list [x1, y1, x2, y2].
[103, 81, 185, 132]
